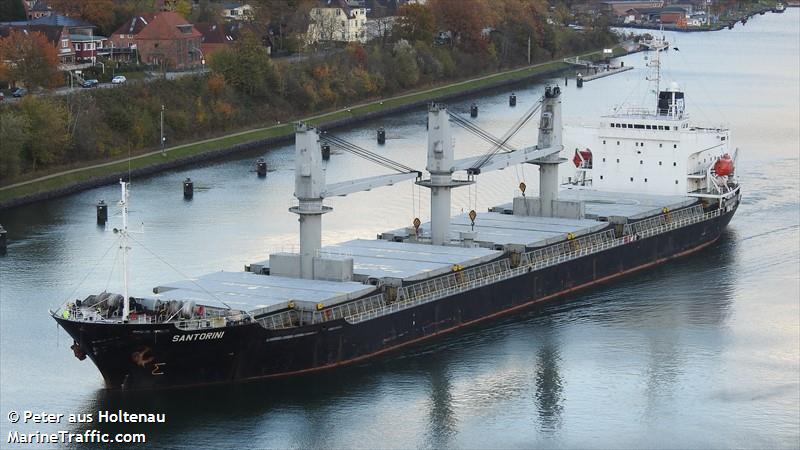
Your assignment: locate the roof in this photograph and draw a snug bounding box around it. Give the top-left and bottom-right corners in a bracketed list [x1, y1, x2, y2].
[222, 2, 246, 9]
[31, 0, 50, 12]
[29, 14, 94, 28]
[0, 24, 66, 46]
[317, 0, 356, 18]
[113, 14, 156, 36]
[135, 11, 201, 40]
[195, 23, 235, 44]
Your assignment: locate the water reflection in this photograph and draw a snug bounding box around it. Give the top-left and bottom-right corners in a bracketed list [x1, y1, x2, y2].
[533, 326, 564, 433]
[424, 358, 457, 449]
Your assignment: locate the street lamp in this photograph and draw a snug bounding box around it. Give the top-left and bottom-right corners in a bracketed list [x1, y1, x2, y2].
[190, 46, 205, 70]
[160, 104, 166, 156]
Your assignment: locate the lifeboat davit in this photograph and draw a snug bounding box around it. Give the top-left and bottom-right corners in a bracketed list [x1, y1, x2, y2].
[714, 153, 734, 176]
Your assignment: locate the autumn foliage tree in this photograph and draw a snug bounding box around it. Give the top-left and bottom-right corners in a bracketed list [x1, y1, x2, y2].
[0, 29, 60, 88]
[48, 0, 115, 33]
[428, 0, 491, 53]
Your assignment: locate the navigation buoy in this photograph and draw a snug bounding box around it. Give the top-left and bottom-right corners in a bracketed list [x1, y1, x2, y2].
[321, 144, 331, 160]
[509, 93, 517, 107]
[377, 127, 386, 145]
[470, 103, 478, 118]
[256, 158, 267, 177]
[96, 200, 108, 225]
[0, 225, 6, 254]
[183, 178, 194, 199]
[714, 153, 734, 176]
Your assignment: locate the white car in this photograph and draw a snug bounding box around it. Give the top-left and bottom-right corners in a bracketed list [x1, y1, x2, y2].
[111, 75, 127, 84]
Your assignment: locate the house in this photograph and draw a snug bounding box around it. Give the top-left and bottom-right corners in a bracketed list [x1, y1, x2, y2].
[307, 0, 368, 44]
[221, 2, 254, 21]
[660, 6, 688, 26]
[28, 15, 104, 63]
[111, 12, 202, 70]
[23, 0, 52, 20]
[195, 23, 235, 57]
[0, 24, 74, 64]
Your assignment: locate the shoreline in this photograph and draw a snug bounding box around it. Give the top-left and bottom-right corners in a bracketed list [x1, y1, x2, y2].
[616, 5, 780, 33]
[0, 47, 629, 211]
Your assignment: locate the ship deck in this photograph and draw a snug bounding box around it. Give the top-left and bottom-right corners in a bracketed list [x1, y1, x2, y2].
[152, 190, 696, 314]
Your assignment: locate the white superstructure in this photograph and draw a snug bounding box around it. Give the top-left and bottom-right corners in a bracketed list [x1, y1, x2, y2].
[566, 41, 739, 202]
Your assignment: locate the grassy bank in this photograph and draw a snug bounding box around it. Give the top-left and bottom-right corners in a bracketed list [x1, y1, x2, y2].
[0, 47, 625, 208]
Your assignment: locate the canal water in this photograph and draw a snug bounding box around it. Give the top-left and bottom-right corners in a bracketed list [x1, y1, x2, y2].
[1, 10, 798, 448]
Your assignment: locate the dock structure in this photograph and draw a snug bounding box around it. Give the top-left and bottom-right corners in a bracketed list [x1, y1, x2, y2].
[564, 56, 633, 83]
[581, 65, 634, 82]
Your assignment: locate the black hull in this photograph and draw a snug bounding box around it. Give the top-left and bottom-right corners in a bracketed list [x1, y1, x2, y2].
[56, 205, 738, 390]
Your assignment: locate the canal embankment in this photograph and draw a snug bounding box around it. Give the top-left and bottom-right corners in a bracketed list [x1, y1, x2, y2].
[0, 47, 630, 211]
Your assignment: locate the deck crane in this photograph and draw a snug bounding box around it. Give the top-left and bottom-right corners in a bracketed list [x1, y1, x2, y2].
[417, 85, 565, 245]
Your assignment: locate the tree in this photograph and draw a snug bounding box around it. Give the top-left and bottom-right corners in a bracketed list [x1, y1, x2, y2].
[0, 29, 60, 88]
[0, 0, 26, 22]
[396, 4, 436, 44]
[175, 0, 192, 18]
[208, 30, 278, 97]
[0, 111, 28, 180]
[48, 0, 115, 34]
[252, 0, 314, 53]
[429, 0, 490, 53]
[17, 96, 70, 171]
[190, 0, 223, 23]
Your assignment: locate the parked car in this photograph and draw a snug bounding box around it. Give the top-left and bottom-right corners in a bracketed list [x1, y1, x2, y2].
[111, 75, 127, 84]
[12, 87, 27, 97]
[82, 79, 99, 88]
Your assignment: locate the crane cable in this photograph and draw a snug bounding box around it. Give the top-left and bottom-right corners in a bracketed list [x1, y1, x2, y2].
[451, 100, 542, 173]
[321, 132, 419, 175]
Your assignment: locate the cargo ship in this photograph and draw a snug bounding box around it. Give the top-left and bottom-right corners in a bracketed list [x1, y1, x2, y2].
[53, 49, 740, 390]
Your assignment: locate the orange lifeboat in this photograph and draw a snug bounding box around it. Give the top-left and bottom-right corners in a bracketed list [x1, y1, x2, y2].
[714, 153, 734, 176]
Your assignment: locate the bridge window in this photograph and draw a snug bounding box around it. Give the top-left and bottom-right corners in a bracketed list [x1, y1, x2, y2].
[630, 177, 634, 182]
[600, 175, 604, 180]
[659, 143, 663, 148]
[646, 125, 652, 130]
[659, 161, 662, 165]
[645, 178, 648, 182]
[674, 144, 677, 149]
[634, 124, 645, 129]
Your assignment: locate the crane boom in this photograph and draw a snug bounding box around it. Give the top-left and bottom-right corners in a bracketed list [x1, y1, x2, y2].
[450, 144, 561, 174]
[322, 171, 421, 198]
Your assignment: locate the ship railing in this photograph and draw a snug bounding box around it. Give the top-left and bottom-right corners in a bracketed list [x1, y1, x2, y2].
[342, 207, 725, 325]
[256, 309, 300, 330]
[520, 230, 617, 265]
[173, 311, 250, 330]
[310, 293, 387, 325]
[623, 205, 704, 236]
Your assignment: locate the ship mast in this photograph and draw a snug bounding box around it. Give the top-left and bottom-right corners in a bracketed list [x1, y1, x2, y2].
[646, 32, 663, 108]
[119, 179, 131, 321]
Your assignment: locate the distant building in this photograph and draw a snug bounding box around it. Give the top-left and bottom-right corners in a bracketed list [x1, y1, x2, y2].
[307, 0, 368, 44]
[601, 0, 664, 17]
[111, 12, 202, 70]
[22, 0, 52, 20]
[660, 6, 688, 26]
[221, 2, 254, 21]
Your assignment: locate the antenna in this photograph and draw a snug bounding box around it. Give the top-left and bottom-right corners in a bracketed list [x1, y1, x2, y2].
[118, 179, 131, 321]
[646, 35, 663, 109]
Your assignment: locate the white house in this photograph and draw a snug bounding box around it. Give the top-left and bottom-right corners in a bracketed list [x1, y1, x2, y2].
[307, 0, 367, 44]
[221, 2, 253, 21]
